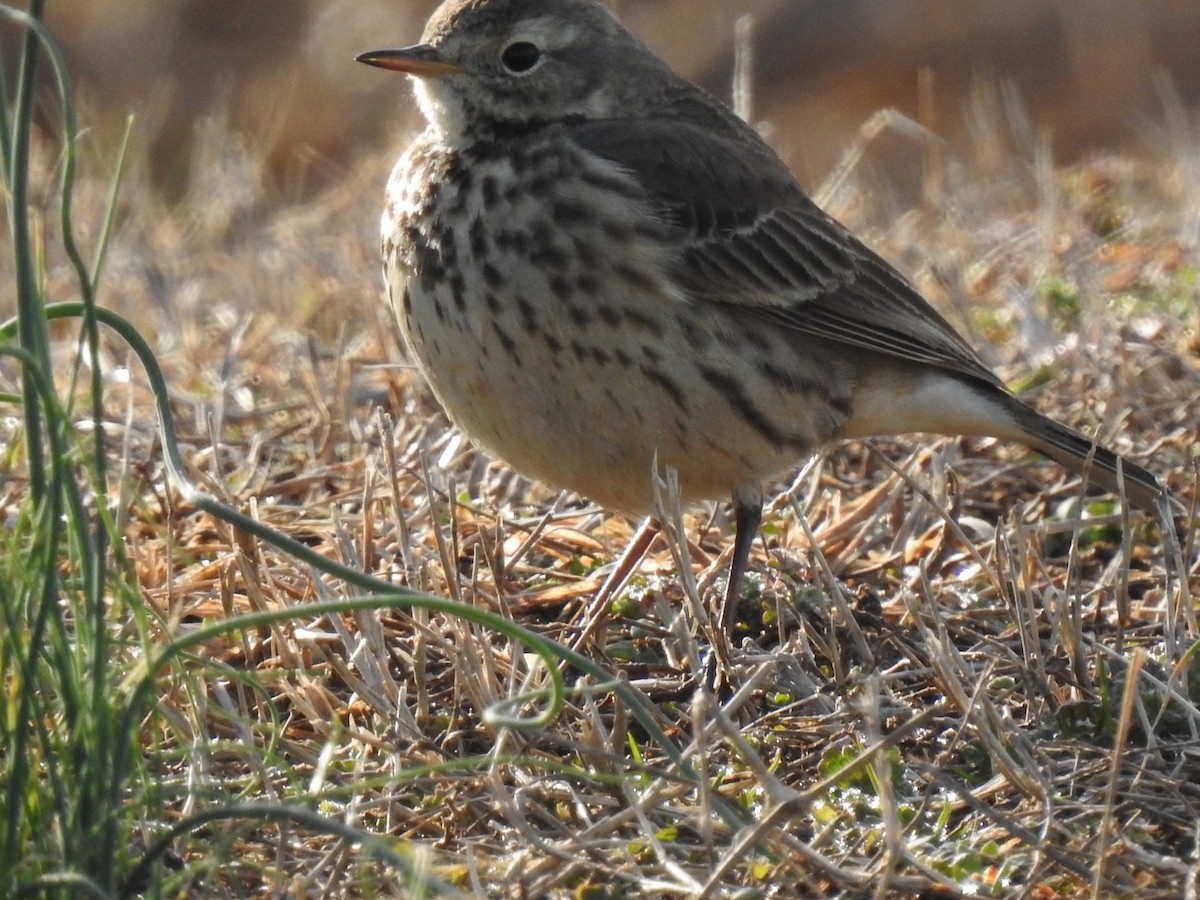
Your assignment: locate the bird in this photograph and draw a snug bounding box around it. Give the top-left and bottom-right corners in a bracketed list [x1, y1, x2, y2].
[357, 0, 1169, 634]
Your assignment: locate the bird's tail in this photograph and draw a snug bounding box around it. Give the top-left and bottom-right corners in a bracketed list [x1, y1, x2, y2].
[1004, 398, 1171, 516]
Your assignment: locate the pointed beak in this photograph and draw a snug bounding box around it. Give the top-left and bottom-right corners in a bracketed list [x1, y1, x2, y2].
[356, 44, 462, 78]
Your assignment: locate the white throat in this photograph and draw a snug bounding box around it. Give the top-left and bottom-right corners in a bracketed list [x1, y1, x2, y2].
[414, 78, 468, 145]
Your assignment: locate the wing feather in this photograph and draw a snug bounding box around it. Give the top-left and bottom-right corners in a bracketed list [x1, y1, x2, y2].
[567, 114, 1005, 390]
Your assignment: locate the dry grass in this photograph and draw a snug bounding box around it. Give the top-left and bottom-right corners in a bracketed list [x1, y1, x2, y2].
[5, 91, 1200, 896]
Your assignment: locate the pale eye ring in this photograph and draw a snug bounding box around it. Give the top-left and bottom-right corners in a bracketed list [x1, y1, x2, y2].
[500, 41, 543, 74]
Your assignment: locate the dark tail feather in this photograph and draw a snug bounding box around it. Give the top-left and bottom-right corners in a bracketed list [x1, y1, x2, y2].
[1006, 401, 1170, 516]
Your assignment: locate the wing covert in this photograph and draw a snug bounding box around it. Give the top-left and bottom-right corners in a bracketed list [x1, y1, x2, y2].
[568, 114, 1004, 389]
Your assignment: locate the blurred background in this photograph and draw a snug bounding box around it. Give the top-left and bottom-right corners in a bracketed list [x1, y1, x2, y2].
[23, 0, 1200, 200]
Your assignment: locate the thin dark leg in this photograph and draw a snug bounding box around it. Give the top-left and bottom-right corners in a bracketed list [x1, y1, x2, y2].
[719, 497, 762, 635]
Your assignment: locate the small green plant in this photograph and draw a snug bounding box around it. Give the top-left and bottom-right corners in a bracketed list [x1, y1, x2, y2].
[0, 3, 145, 893]
[1037, 275, 1083, 332]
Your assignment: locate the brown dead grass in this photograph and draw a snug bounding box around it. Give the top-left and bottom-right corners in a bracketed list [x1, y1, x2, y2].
[4, 96, 1200, 897]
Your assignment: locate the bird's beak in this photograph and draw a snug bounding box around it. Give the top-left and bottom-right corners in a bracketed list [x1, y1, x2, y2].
[356, 44, 462, 78]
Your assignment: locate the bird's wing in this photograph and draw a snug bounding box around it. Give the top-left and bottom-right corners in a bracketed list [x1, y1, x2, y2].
[569, 115, 1005, 389]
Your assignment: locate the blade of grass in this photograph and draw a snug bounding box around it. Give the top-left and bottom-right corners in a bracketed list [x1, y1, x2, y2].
[3, 0, 51, 500]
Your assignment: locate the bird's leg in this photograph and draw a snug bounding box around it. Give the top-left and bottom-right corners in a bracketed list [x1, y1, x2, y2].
[719, 495, 762, 635]
[572, 515, 661, 651]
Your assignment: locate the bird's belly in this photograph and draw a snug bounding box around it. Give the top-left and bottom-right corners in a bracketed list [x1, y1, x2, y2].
[397, 276, 856, 513]
[383, 144, 854, 513]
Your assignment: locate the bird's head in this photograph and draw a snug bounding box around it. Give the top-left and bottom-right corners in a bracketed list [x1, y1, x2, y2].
[357, 0, 676, 141]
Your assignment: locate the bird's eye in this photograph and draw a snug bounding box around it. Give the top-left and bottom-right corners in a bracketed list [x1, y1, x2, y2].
[500, 41, 542, 74]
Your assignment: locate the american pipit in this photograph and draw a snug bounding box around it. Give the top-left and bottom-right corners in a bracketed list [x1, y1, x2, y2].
[358, 0, 1168, 631]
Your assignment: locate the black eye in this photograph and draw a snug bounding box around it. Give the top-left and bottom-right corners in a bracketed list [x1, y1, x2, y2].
[501, 41, 542, 73]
